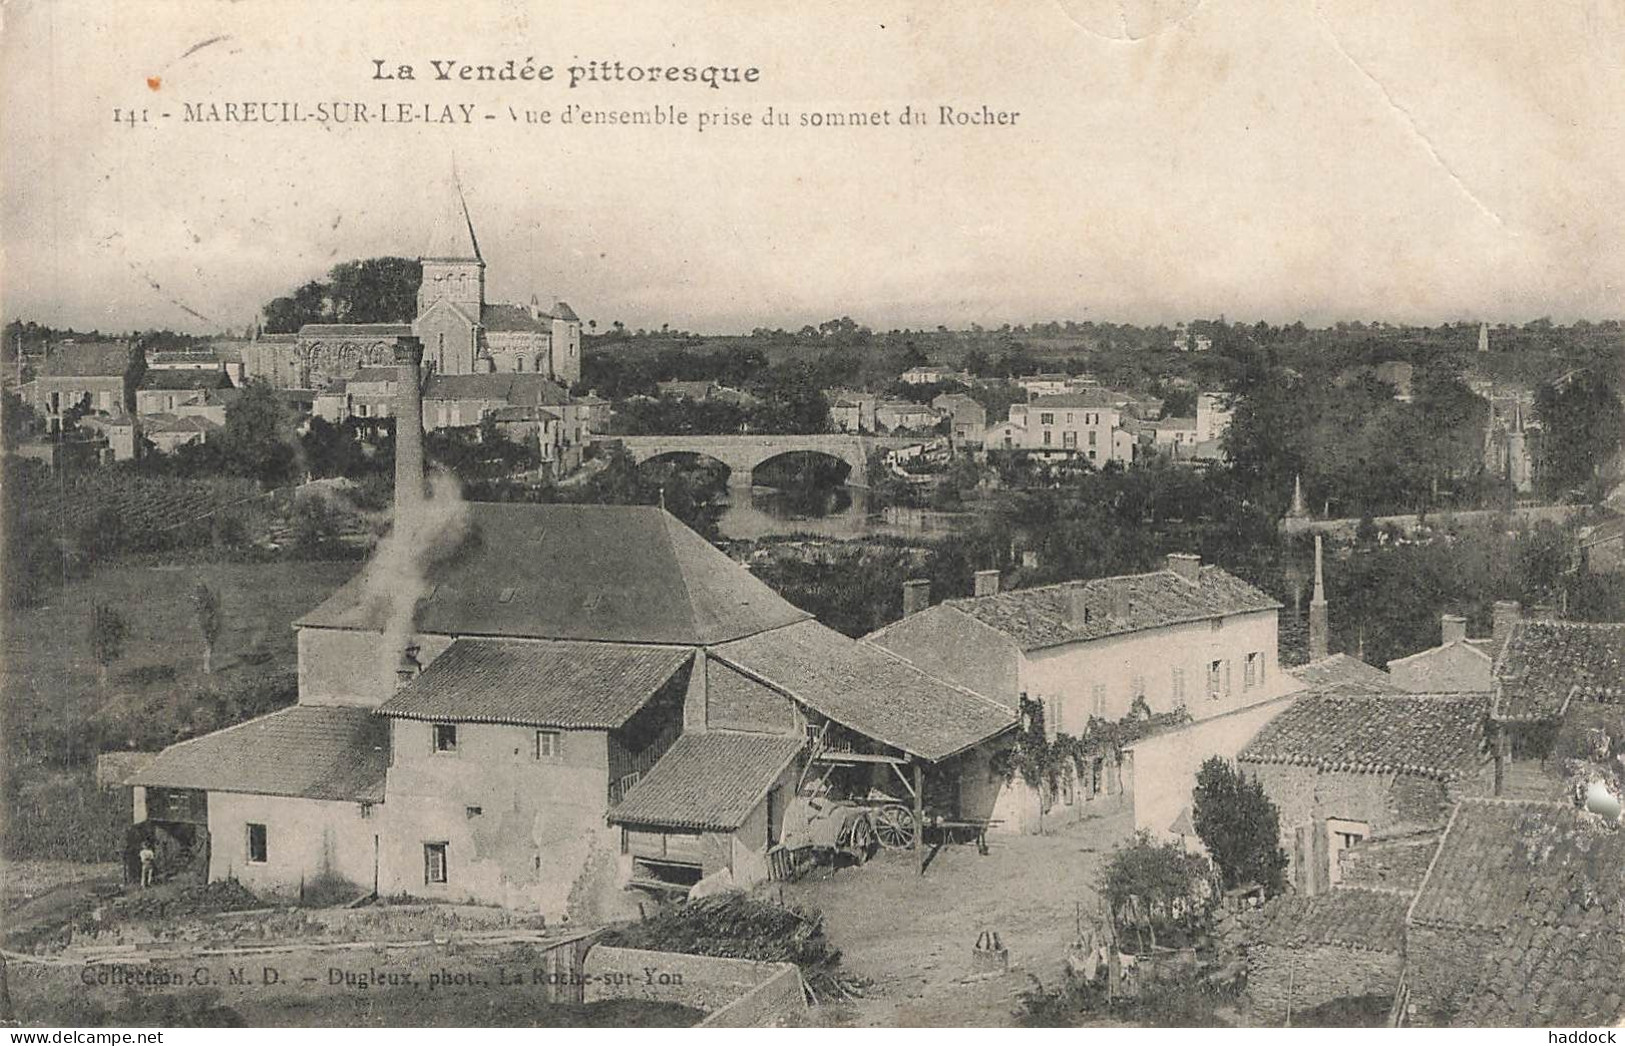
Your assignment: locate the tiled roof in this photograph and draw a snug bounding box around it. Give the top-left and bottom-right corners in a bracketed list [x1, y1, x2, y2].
[488, 405, 559, 423]
[145, 414, 221, 434]
[1409, 799, 1625, 1027]
[377, 638, 691, 729]
[1238, 693, 1488, 780]
[298, 503, 811, 646]
[127, 705, 388, 803]
[1493, 621, 1625, 720]
[138, 370, 233, 390]
[1409, 798, 1625, 931]
[1022, 390, 1123, 409]
[711, 620, 1015, 761]
[483, 303, 554, 332]
[1243, 887, 1410, 952]
[607, 732, 803, 831]
[297, 324, 414, 337]
[41, 342, 131, 377]
[1289, 653, 1401, 695]
[423, 372, 571, 406]
[941, 564, 1282, 651]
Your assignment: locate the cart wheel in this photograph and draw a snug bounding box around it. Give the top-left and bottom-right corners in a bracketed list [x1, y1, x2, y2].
[872, 804, 917, 850]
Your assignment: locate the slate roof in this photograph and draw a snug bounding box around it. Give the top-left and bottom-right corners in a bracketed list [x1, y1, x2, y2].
[1289, 653, 1402, 696]
[1244, 887, 1410, 953]
[483, 303, 554, 333]
[1408, 799, 1625, 1027]
[1238, 692, 1488, 780]
[297, 324, 414, 337]
[376, 638, 692, 729]
[423, 372, 571, 406]
[41, 342, 131, 377]
[127, 705, 388, 803]
[711, 620, 1015, 761]
[1493, 621, 1625, 720]
[138, 369, 233, 391]
[607, 732, 804, 831]
[298, 503, 811, 646]
[938, 564, 1281, 651]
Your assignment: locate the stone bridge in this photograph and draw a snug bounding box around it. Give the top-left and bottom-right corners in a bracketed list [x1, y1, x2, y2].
[606, 434, 917, 487]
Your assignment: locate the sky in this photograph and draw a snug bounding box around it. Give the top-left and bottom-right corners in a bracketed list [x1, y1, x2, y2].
[2, 0, 1623, 336]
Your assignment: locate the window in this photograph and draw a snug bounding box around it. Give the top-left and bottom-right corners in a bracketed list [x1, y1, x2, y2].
[466, 806, 483, 818]
[246, 823, 267, 864]
[1042, 431, 1052, 446]
[1066, 412, 1074, 423]
[1063, 431, 1077, 449]
[535, 730, 562, 760]
[1244, 652, 1260, 688]
[1172, 668, 1187, 708]
[1087, 430, 1097, 446]
[424, 842, 449, 885]
[433, 723, 458, 753]
[1090, 757, 1105, 795]
[1208, 660, 1224, 699]
[1039, 412, 1055, 425]
[1088, 449, 1097, 460]
[516, 356, 526, 372]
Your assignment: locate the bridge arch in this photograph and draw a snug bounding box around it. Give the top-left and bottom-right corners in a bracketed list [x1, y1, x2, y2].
[607, 434, 917, 489]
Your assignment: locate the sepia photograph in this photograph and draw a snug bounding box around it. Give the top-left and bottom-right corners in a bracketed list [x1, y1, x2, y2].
[0, 0, 1621, 1034]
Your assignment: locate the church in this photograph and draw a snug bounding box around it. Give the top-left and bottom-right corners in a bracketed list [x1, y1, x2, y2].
[263, 182, 582, 391]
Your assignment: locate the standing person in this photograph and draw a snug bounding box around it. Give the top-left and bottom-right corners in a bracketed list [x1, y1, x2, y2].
[138, 840, 156, 888]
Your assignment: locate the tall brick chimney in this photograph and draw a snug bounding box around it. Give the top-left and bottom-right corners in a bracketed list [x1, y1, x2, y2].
[974, 569, 1001, 598]
[1308, 534, 1329, 661]
[394, 336, 426, 519]
[1440, 614, 1468, 646]
[1492, 600, 1522, 653]
[902, 578, 931, 617]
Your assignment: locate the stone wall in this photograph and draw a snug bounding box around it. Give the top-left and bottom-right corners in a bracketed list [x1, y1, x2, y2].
[1246, 941, 1401, 1026]
[582, 945, 806, 1026]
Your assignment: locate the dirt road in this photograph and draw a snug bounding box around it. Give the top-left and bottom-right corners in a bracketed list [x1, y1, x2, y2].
[781, 810, 1133, 1026]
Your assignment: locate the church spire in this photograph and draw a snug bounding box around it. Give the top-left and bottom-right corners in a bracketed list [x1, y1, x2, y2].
[424, 166, 482, 262]
[1308, 533, 1329, 661]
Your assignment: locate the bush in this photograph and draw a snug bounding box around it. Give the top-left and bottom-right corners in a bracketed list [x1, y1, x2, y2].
[1191, 757, 1289, 895]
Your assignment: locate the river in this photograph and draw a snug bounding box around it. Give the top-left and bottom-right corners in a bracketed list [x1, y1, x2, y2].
[716, 484, 975, 542]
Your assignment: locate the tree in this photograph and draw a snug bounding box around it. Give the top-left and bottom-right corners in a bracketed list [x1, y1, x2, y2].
[192, 581, 222, 674]
[1191, 756, 1289, 895]
[220, 382, 298, 486]
[1101, 831, 1219, 948]
[89, 604, 129, 691]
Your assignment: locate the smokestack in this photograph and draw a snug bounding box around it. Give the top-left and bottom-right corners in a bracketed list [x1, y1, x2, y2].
[1166, 552, 1201, 583]
[1492, 600, 1522, 653]
[1440, 614, 1468, 646]
[394, 337, 426, 519]
[902, 578, 931, 617]
[1308, 534, 1329, 661]
[974, 569, 1001, 598]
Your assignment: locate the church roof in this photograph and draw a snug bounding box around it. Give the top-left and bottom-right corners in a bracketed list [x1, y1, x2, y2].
[422, 372, 571, 406]
[482, 303, 553, 333]
[424, 177, 483, 262]
[296, 502, 812, 646]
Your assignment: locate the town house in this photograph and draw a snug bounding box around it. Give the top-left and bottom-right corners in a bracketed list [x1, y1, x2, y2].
[866, 554, 1299, 838]
[1006, 392, 1136, 464]
[28, 341, 141, 433]
[1238, 690, 1494, 893]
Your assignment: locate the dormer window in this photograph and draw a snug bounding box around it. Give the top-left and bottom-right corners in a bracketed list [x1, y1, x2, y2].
[498, 586, 517, 604]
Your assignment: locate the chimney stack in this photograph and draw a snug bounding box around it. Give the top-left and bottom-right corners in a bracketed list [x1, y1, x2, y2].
[902, 578, 931, 617]
[1440, 614, 1468, 646]
[1492, 600, 1522, 652]
[1308, 534, 1329, 661]
[974, 569, 1001, 598]
[1068, 584, 1093, 629]
[394, 336, 426, 520]
[1166, 552, 1201, 583]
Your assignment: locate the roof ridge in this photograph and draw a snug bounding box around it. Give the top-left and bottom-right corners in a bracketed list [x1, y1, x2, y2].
[1406, 800, 1464, 928]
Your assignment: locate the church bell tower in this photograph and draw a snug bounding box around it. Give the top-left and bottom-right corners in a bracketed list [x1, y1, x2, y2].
[417, 177, 485, 319]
